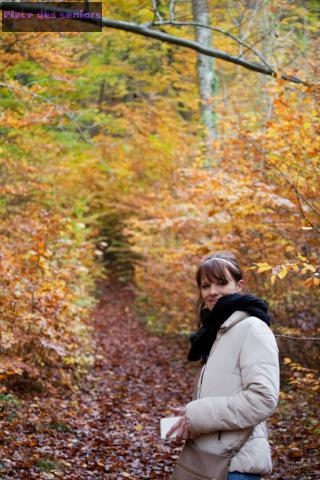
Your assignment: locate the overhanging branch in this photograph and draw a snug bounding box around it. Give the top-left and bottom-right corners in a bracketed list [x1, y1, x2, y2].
[98, 18, 308, 85]
[144, 20, 272, 69]
[0, 2, 309, 85]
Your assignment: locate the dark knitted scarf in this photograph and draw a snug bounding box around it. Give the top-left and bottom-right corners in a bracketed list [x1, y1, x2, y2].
[188, 293, 271, 364]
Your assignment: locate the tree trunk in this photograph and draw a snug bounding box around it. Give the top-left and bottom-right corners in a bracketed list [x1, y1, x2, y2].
[192, 0, 217, 163]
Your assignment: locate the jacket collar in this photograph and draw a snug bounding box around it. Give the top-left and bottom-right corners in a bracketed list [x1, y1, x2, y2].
[219, 310, 249, 332]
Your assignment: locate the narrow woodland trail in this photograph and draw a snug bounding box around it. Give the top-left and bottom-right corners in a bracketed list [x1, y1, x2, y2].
[1, 279, 318, 479]
[1, 279, 194, 479]
[77, 279, 194, 479]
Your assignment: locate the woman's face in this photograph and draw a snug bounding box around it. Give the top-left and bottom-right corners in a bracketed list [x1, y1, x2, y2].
[200, 271, 244, 310]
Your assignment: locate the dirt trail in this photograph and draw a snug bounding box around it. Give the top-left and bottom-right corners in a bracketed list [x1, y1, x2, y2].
[1, 279, 193, 479]
[80, 279, 194, 479]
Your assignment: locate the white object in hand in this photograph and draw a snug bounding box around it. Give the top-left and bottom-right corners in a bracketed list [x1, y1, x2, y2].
[160, 416, 182, 439]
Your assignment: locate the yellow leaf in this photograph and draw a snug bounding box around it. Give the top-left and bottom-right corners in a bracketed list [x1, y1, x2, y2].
[134, 424, 143, 431]
[278, 268, 288, 279]
[257, 265, 272, 273]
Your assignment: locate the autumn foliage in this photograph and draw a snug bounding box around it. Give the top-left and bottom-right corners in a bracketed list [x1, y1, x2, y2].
[0, 2, 319, 477]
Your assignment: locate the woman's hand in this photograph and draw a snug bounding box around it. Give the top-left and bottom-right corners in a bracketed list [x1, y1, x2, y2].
[165, 406, 191, 441]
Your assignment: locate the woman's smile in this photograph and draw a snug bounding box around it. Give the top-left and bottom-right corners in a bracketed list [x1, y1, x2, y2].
[206, 296, 221, 308]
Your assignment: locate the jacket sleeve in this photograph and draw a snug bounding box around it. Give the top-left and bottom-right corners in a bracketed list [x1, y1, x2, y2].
[185, 321, 280, 436]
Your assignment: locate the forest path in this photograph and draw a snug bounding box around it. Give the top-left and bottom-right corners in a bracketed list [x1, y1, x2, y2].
[1, 279, 192, 479]
[80, 279, 192, 479]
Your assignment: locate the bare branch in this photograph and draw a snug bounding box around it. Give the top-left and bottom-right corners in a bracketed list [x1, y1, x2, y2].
[169, 0, 175, 21]
[0, 81, 95, 145]
[237, 29, 274, 60]
[101, 17, 307, 85]
[240, 0, 261, 42]
[239, 131, 320, 234]
[152, 0, 163, 22]
[147, 20, 272, 69]
[0, 2, 309, 85]
[294, 173, 319, 233]
[275, 334, 320, 341]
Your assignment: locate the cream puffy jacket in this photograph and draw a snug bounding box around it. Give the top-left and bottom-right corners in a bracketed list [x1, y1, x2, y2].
[185, 310, 280, 475]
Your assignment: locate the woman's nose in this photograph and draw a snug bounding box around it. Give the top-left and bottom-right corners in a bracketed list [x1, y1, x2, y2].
[209, 284, 218, 295]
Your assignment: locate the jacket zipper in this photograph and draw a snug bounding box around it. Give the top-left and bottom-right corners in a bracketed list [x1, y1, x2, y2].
[197, 332, 225, 399]
[197, 364, 206, 397]
[198, 333, 223, 445]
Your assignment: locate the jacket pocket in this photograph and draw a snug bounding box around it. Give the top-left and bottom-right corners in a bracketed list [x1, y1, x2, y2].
[218, 426, 255, 452]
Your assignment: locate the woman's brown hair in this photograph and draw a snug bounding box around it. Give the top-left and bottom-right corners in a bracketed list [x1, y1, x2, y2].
[195, 251, 244, 328]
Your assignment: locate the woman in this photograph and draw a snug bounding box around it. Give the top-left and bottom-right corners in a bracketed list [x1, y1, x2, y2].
[166, 252, 280, 480]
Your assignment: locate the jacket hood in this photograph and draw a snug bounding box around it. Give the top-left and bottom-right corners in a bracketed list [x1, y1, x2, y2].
[219, 310, 250, 332]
